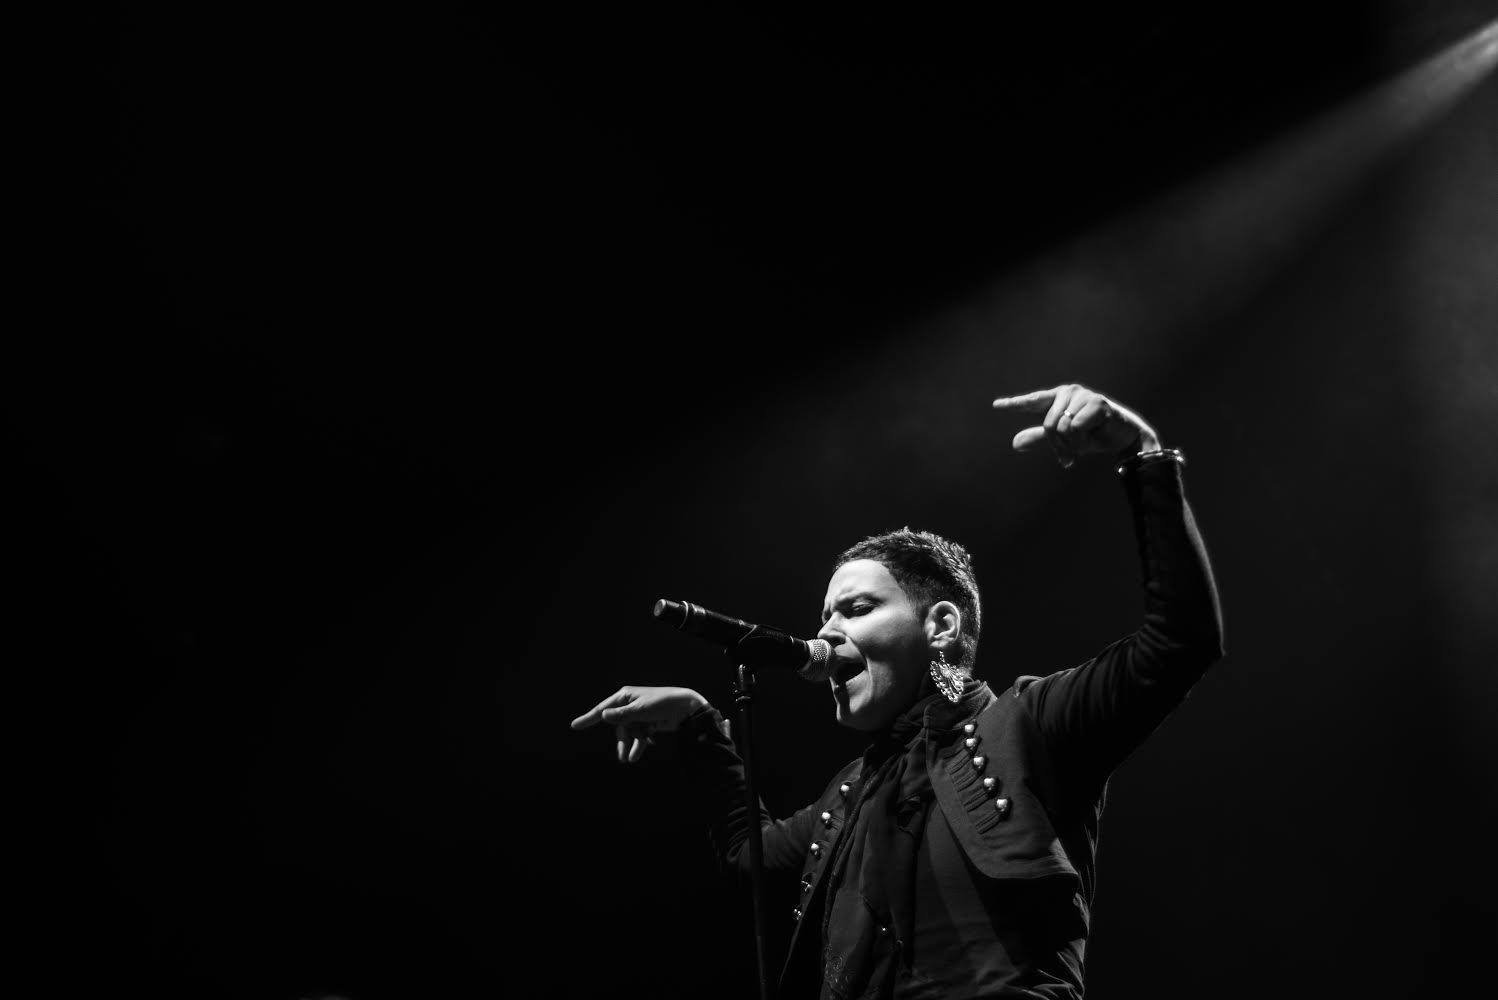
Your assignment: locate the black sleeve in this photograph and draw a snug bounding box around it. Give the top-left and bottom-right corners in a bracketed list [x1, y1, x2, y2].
[1020, 455, 1225, 795]
[675, 706, 822, 880]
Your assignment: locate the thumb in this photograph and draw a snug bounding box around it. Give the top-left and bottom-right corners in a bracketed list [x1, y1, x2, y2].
[1012, 427, 1047, 452]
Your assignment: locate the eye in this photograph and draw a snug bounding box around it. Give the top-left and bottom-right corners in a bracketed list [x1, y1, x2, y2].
[850, 603, 874, 615]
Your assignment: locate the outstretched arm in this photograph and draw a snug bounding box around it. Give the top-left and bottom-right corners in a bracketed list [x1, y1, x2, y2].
[571, 687, 820, 877]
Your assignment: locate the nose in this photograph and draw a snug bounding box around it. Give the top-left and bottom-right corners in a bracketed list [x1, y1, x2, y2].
[816, 619, 844, 645]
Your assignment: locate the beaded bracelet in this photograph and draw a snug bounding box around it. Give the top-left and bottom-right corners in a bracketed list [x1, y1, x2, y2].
[1115, 446, 1186, 477]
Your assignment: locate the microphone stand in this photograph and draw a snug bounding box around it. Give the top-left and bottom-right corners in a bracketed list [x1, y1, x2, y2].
[651, 601, 815, 1000]
[730, 654, 773, 1000]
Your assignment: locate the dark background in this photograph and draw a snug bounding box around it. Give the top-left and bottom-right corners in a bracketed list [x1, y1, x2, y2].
[22, 2, 1498, 997]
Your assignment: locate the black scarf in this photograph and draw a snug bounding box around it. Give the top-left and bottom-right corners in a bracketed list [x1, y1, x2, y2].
[812, 675, 985, 999]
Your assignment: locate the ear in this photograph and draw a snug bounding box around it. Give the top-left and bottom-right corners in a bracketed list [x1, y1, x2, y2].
[925, 601, 962, 652]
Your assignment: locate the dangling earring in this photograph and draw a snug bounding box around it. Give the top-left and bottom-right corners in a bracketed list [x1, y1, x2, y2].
[929, 648, 963, 703]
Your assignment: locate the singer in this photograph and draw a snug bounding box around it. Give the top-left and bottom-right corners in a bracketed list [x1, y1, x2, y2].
[571, 384, 1224, 999]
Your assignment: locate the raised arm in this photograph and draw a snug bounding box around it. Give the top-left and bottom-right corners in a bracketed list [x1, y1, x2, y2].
[992, 384, 1225, 792]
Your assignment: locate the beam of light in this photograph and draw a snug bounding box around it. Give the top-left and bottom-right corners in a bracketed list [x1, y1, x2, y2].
[684, 20, 1498, 577]
[1391, 26, 1498, 738]
[925, 17, 1498, 468]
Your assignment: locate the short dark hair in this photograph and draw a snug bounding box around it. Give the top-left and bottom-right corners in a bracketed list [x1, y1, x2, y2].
[835, 528, 982, 672]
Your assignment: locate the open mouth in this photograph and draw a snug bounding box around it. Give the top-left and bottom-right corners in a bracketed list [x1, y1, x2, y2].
[832, 659, 865, 684]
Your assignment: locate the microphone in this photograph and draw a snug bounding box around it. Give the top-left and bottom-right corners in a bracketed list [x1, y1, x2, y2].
[653, 598, 833, 682]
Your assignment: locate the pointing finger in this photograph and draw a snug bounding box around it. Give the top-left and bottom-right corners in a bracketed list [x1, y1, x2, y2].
[991, 389, 1059, 413]
[572, 688, 632, 730]
[600, 703, 639, 724]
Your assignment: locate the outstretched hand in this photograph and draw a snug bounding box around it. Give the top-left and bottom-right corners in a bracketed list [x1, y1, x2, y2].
[992, 384, 1160, 468]
[570, 685, 710, 763]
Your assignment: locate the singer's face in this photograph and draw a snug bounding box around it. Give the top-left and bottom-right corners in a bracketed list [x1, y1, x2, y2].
[818, 559, 930, 731]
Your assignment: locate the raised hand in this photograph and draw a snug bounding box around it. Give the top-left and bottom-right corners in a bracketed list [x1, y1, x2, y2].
[570, 685, 710, 763]
[991, 384, 1161, 468]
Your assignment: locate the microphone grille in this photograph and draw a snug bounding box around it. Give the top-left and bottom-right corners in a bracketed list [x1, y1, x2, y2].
[801, 638, 833, 683]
